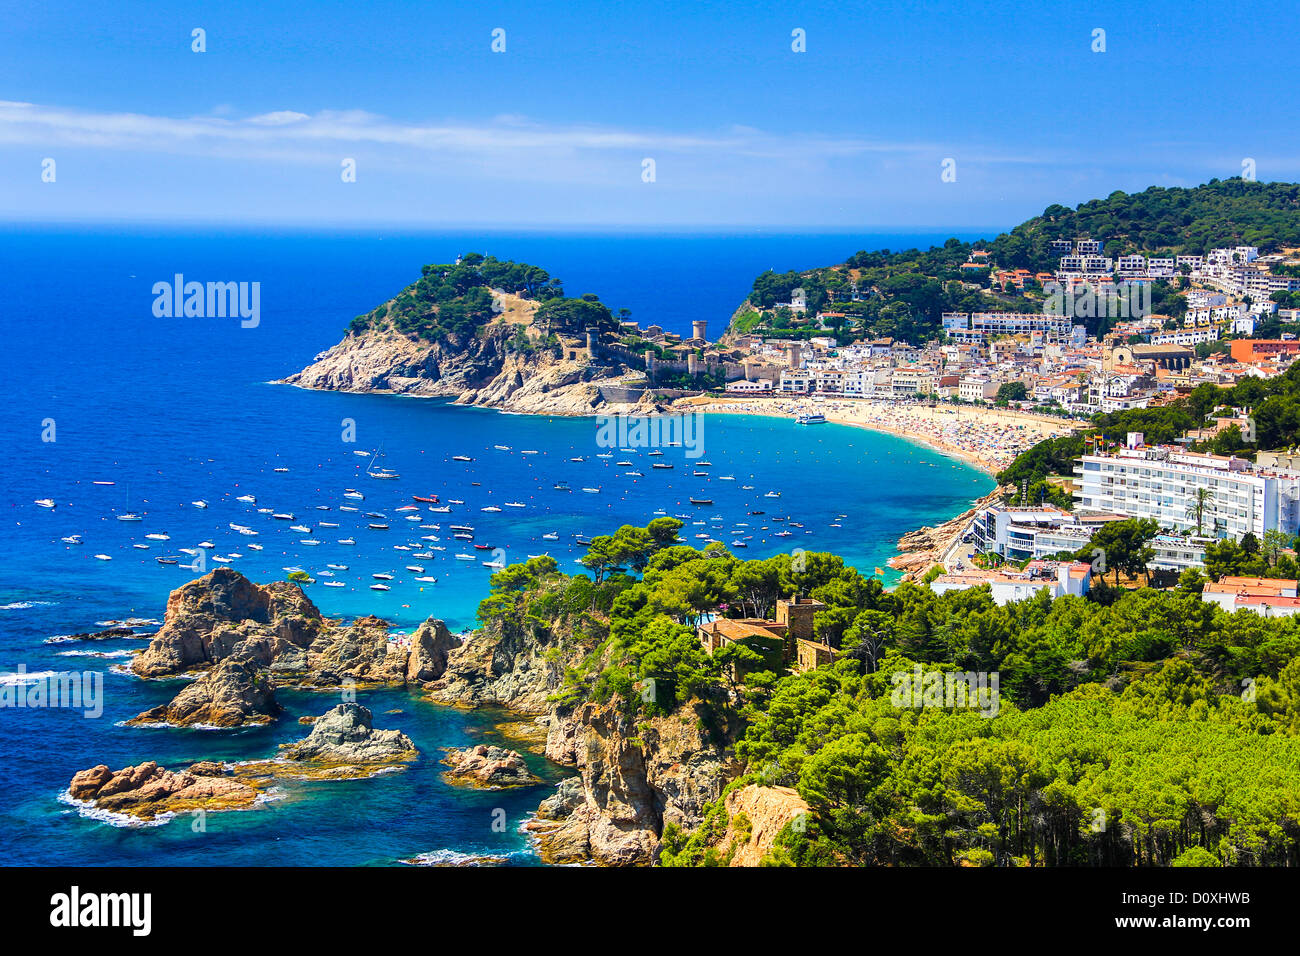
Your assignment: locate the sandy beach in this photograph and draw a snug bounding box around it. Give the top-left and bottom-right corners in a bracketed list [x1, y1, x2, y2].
[675, 395, 1079, 478]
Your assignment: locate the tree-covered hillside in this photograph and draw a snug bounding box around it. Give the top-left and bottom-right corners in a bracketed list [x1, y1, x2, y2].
[345, 252, 617, 343]
[478, 519, 1300, 867]
[734, 179, 1300, 344]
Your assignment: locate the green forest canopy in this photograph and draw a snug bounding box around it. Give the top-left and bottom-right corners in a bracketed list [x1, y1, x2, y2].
[476, 518, 1300, 868]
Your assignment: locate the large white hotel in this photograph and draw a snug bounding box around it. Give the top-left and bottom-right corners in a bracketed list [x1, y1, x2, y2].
[1073, 434, 1300, 540]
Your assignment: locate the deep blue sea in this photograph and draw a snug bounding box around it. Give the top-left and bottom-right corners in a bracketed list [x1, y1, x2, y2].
[0, 226, 992, 865]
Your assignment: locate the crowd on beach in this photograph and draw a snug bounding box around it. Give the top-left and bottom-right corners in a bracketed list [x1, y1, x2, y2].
[686, 396, 1076, 476]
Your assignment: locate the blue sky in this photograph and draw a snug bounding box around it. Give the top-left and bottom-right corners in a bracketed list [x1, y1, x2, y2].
[1, 0, 1297, 229]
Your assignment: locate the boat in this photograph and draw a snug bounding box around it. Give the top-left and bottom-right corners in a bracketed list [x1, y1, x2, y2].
[692, 471, 709, 477]
[272, 513, 294, 520]
[339, 505, 359, 512]
[568, 457, 584, 462]
[337, 537, 356, 545]
[455, 553, 474, 561]
[368, 523, 389, 530]
[144, 533, 170, 541]
[273, 467, 290, 472]
[369, 584, 390, 591]
[319, 521, 339, 528]
[504, 502, 525, 508]
[473, 543, 493, 550]
[764, 491, 782, 498]
[372, 572, 394, 580]
[616, 461, 633, 467]
[652, 462, 674, 469]
[453, 533, 473, 541]
[353, 450, 371, 457]
[323, 581, 346, 588]
[289, 525, 311, 533]
[405, 565, 424, 573]
[413, 552, 434, 559]
[648, 450, 663, 457]
[414, 576, 437, 583]
[481, 506, 502, 513]
[212, 556, 232, 564]
[449, 499, 465, 505]
[521, 450, 538, 455]
[395, 505, 419, 512]
[449, 525, 474, 532]
[748, 510, 765, 515]
[412, 495, 440, 503]
[494, 445, 511, 451]
[542, 532, 559, 540]
[452, 455, 473, 462]
[689, 497, 713, 505]
[247, 543, 263, 551]
[198, 540, 215, 548]
[61, 535, 83, 544]
[92, 480, 115, 485]
[343, 490, 365, 500]
[236, 495, 256, 503]
[582, 487, 600, 494]
[192, 500, 208, 509]
[116, 513, 143, 521]
[730, 540, 748, 548]
[795, 413, 827, 425]
[365, 446, 400, 480]
[315, 505, 331, 511]
[155, 556, 179, 565]
[93, 554, 112, 561]
[257, 508, 273, 514]
[300, 539, 321, 546]
[696, 461, 712, 467]
[429, 505, 451, 513]
[483, 559, 506, 569]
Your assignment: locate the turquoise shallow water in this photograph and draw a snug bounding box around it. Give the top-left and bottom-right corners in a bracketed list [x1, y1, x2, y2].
[0, 227, 991, 865]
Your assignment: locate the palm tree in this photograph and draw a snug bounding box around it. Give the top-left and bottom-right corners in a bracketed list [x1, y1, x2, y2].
[1185, 486, 1216, 535]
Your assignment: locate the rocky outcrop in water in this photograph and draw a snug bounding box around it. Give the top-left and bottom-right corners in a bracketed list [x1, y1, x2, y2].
[279, 703, 417, 767]
[440, 744, 540, 789]
[128, 653, 280, 727]
[405, 618, 459, 684]
[424, 619, 560, 714]
[131, 568, 324, 678]
[67, 761, 260, 820]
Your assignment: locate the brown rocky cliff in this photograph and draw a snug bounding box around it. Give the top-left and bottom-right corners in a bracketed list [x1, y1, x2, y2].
[534, 698, 742, 865]
[279, 300, 642, 416]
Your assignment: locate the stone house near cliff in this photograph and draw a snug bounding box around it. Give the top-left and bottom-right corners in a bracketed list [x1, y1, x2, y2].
[697, 596, 832, 675]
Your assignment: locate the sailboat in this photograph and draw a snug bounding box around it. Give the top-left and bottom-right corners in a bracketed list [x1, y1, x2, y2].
[366, 445, 400, 480]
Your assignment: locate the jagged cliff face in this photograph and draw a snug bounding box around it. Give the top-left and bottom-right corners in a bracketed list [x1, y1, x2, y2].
[535, 700, 742, 865]
[426, 606, 743, 864]
[280, 295, 646, 416]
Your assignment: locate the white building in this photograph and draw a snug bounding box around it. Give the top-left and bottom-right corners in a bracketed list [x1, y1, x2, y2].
[1073, 433, 1300, 539]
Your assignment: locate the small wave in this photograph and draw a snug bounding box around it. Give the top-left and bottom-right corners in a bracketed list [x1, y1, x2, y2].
[0, 600, 56, 611]
[0, 670, 62, 686]
[57, 790, 174, 828]
[57, 649, 134, 659]
[401, 848, 525, 867]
